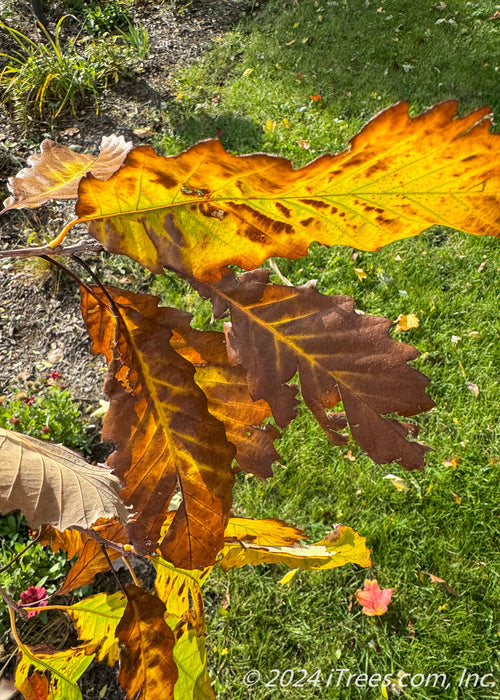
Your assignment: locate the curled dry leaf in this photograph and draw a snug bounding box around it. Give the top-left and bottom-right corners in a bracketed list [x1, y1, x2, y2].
[0, 428, 128, 531]
[2, 135, 132, 211]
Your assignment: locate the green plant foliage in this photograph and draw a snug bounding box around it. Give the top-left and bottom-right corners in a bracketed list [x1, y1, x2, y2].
[0, 16, 134, 123]
[0, 383, 93, 455]
[83, 0, 131, 36]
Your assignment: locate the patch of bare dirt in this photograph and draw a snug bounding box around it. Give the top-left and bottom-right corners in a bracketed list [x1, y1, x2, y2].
[0, 0, 258, 409]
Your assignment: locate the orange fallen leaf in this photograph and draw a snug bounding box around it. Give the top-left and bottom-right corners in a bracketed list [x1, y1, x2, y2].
[422, 571, 458, 595]
[310, 93, 322, 101]
[442, 454, 460, 468]
[395, 313, 419, 331]
[355, 579, 393, 616]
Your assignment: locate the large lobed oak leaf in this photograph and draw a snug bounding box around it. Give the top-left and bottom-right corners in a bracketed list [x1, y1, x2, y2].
[0, 428, 129, 531]
[116, 585, 178, 700]
[80, 286, 236, 568]
[2, 135, 132, 211]
[68, 102, 499, 282]
[205, 269, 433, 470]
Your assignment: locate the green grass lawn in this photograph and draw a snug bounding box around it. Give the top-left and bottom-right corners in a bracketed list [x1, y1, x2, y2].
[146, 0, 500, 697]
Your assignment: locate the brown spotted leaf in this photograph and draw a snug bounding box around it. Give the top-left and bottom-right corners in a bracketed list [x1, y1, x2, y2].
[15, 643, 95, 700]
[169, 319, 281, 478]
[116, 585, 177, 700]
[70, 102, 499, 282]
[207, 269, 434, 470]
[2, 135, 132, 211]
[0, 428, 129, 530]
[80, 286, 235, 568]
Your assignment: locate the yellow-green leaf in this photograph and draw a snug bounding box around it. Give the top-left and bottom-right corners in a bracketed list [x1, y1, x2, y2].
[219, 523, 371, 571]
[173, 622, 215, 700]
[15, 643, 95, 700]
[65, 592, 126, 666]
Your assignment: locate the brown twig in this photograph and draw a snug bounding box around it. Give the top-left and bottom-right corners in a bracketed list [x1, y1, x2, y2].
[73, 526, 134, 558]
[0, 584, 28, 620]
[0, 239, 103, 260]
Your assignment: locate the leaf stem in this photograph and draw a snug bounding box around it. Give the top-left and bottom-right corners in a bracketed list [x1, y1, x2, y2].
[100, 544, 128, 598]
[121, 557, 141, 587]
[8, 606, 23, 646]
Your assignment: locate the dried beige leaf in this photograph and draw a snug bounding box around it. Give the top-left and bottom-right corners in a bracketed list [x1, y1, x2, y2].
[0, 428, 128, 531]
[2, 135, 132, 211]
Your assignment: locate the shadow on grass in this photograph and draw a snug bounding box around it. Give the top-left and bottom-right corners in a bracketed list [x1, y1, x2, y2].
[158, 0, 499, 157]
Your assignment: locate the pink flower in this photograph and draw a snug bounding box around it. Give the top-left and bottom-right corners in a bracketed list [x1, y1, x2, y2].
[19, 585, 48, 617]
[49, 372, 61, 380]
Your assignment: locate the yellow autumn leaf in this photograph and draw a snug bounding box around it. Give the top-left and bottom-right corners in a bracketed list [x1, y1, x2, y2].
[382, 473, 409, 492]
[54, 102, 500, 284]
[278, 568, 299, 585]
[395, 313, 420, 331]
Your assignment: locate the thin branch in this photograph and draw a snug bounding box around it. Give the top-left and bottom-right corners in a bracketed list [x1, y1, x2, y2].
[0, 239, 104, 260]
[0, 584, 28, 621]
[73, 526, 134, 558]
[0, 532, 42, 575]
[100, 544, 128, 597]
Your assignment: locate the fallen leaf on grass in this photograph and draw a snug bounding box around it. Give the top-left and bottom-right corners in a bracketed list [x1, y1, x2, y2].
[355, 579, 393, 616]
[395, 313, 419, 331]
[354, 267, 367, 281]
[421, 571, 458, 596]
[297, 139, 310, 149]
[279, 568, 298, 585]
[442, 455, 460, 468]
[465, 381, 479, 397]
[383, 473, 408, 491]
